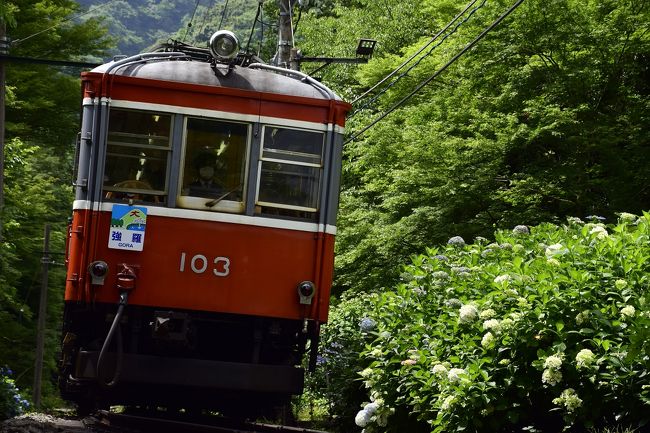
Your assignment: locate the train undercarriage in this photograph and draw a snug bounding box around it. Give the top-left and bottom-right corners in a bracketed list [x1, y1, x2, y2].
[59, 302, 315, 417]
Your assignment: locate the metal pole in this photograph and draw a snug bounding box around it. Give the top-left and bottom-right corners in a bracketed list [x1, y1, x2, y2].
[276, 0, 293, 68]
[33, 224, 51, 409]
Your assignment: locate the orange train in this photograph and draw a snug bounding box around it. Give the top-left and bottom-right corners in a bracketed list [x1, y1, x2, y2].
[58, 31, 350, 416]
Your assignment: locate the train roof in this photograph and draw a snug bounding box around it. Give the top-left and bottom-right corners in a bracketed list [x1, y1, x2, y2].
[91, 55, 343, 102]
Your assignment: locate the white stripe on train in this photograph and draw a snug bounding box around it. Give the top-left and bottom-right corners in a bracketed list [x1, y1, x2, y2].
[73, 200, 337, 235]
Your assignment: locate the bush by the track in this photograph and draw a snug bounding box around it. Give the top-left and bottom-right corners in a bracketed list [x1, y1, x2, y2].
[314, 212, 650, 432]
[0, 368, 30, 420]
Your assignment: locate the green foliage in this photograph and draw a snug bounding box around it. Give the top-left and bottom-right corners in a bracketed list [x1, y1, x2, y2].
[328, 0, 650, 294]
[306, 295, 379, 431]
[5, 0, 110, 149]
[317, 214, 650, 432]
[0, 138, 69, 409]
[0, 368, 30, 420]
[2, 0, 110, 409]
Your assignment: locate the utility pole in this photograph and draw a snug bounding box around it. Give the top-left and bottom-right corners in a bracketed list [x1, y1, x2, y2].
[276, 0, 295, 69]
[33, 224, 51, 409]
[0, 21, 7, 242]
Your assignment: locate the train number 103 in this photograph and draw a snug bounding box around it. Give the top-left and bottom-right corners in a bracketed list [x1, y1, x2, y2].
[179, 252, 231, 277]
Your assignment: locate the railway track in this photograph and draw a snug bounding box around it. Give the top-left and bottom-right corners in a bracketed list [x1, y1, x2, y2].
[95, 410, 333, 433]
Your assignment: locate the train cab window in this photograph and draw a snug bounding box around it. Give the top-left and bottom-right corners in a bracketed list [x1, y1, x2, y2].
[178, 118, 249, 213]
[256, 126, 324, 221]
[103, 109, 171, 204]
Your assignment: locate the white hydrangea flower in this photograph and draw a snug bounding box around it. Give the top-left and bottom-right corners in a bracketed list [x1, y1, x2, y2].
[440, 395, 456, 411]
[621, 305, 635, 318]
[432, 270, 450, 281]
[545, 243, 568, 257]
[615, 279, 628, 290]
[494, 274, 512, 284]
[505, 288, 519, 297]
[589, 225, 609, 239]
[431, 363, 448, 376]
[567, 216, 584, 225]
[553, 388, 583, 412]
[619, 212, 637, 223]
[447, 368, 466, 383]
[517, 297, 530, 308]
[483, 319, 501, 332]
[513, 225, 530, 235]
[481, 332, 495, 348]
[542, 368, 562, 386]
[360, 368, 374, 378]
[544, 354, 564, 370]
[447, 236, 466, 247]
[575, 310, 590, 325]
[547, 258, 561, 266]
[459, 304, 479, 323]
[575, 349, 596, 369]
[355, 409, 372, 427]
[510, 312, 523, 322]
[480, 308, 496, 319]
[364, 402, 379, 415]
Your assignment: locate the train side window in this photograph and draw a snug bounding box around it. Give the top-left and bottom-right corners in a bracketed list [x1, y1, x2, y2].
[256, 126, 324, 220]
[103, 109, 171, 204]
[177, 118, 249, 213]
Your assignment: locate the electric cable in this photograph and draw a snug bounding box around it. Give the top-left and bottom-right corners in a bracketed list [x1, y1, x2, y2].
[352, 0, 481, 105]
[219, 0, 231, 30]
[293, 7, 302, 35]
[257, 3, 264, 57]
[245, 2, 264, 53]
[345, 0, 526, 144]
[11, 0, 121, 46]
[350, 0, 487, 116]
[182, 0, 202, 43]
[199, 0, 217, 37]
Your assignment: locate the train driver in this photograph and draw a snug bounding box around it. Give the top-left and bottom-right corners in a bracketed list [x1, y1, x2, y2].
[187, 153, 226, 198]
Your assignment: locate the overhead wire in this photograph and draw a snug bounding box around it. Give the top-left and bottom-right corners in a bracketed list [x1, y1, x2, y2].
[182, 0, 202, 43]
[218, 0, 231, 30]
[345, 0, 526, 144]
[245, 2, 264, 53]
[11, 0, 121, 46]
[199, 0, 217, 37]
[352, 0, 481, 106]
[258, 4, 265, 56]
[350, 0, 487, 116]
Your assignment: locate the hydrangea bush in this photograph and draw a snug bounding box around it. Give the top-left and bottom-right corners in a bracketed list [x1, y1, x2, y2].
[0, 367, 30, 420]
[316, 213, 650, 432]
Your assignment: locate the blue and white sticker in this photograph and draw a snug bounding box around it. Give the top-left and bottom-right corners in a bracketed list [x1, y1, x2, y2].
[108, 205, 147, 251]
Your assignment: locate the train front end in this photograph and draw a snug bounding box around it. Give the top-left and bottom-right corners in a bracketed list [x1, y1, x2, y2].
[59, 41, 350, 415]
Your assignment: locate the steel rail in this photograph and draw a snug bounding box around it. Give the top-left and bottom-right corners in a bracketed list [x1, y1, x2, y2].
[96, 410, 332, 433]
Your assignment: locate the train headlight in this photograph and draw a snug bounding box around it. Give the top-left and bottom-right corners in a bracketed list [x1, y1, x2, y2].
[297, 281, 316, 305]
[209, 30, 239, 61]
[88, 260, 109, 285]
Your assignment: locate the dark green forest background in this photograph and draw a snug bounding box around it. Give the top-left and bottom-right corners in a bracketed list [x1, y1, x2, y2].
[0, 0, 648, 409]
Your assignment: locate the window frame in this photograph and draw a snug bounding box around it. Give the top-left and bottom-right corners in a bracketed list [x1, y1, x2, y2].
[176, 116, 252, 214]
[101, 108, 173, 203]
[256, 125, 325, 213]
